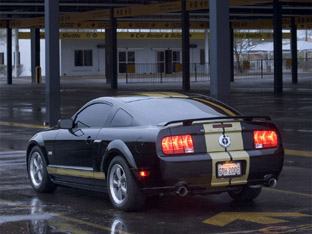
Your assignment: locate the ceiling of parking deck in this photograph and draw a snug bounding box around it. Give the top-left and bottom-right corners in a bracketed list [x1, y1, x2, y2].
[0, 0, 311, 29]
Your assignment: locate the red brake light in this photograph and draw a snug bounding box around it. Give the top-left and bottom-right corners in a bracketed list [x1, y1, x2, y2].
[162, 135, 194, 155]
[253, 130, 278, 149]
[139, 171, 150, 177]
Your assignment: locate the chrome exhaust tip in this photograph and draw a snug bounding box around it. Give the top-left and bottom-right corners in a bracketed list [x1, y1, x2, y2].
[267, 178, 277, 188]
[177, 186, 189, 197]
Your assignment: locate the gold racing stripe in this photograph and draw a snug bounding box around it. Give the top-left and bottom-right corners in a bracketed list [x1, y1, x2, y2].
[226, 122, 244, 151]
[225, 122, 250, 185]
[204, 123, 231, 187]
[137, 92, 188, 98]
[47, 166, 105, 180]
[209, 152, 231, 187]
[230, 151, 250, 185]
[193, 98, 236, 116]
[204, 123, 225, 152]
[204, 122, 250, 187]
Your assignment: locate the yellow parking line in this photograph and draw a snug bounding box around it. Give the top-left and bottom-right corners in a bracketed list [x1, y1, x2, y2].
[0, 198, 28, 208]
[0, 198, 132, 234]
[285, 149, 312, 157]
[0, 121, 46, 129]
[264, 187, 312, 198]
[0, 148, 16, 151]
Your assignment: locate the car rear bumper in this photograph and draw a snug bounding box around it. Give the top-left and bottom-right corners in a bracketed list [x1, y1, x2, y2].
[138, 148, 284, 194]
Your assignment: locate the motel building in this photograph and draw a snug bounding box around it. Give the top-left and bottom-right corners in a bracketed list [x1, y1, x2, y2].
[0, 29, 311, 79]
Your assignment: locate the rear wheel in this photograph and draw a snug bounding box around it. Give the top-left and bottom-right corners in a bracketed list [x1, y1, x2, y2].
[28, 146, 57, 193]
[228, 185, 262, 202]
[107, 156, 145, 211]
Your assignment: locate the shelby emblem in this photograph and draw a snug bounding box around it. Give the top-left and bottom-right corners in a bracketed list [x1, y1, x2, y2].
[219, 135, 231, 148]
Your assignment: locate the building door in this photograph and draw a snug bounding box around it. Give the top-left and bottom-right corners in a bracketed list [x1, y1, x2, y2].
[157, 50, 180, 74]
[157, 51, 165, 73]
[165, 50, 173, 74]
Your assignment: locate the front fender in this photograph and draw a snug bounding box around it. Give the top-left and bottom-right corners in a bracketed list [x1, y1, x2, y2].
[101, 139, 137, 172]
[26, 134, 47, 171]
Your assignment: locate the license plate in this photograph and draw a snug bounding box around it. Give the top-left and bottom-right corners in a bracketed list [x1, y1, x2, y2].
[217, 162, 242, 178]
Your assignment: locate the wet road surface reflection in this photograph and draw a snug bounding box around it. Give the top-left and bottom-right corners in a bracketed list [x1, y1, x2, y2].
[0, 152, 312, 234]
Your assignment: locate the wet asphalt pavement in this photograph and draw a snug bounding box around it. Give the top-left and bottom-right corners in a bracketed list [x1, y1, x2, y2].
[0, 74, 311, 233]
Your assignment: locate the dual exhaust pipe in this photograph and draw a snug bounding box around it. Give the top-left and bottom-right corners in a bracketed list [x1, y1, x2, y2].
[264, 174, 278, 188]
[266, 178, 277, 188]
[175, 182, 189, 197]
[176, 185, 189, 197]
[175, 177, 277, 196]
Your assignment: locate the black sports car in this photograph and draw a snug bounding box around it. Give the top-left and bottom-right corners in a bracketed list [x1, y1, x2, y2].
[26, 93, 284, 211]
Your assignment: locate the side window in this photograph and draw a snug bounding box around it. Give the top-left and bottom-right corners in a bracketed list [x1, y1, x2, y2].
[75, 103, 112, 128]
[111, 109, 133, 127]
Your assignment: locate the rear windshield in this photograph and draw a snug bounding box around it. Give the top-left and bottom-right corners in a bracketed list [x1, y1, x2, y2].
[128, 98, 239, 124]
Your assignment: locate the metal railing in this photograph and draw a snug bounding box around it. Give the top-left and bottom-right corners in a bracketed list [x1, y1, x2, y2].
[120, 58, 311, 83]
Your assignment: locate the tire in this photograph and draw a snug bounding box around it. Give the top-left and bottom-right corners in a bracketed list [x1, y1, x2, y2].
[28, 146, 57, 193]
[107, 156, 145, 211]
[228, 185, 262, 202]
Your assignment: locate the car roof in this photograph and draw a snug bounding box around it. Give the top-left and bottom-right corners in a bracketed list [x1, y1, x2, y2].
[92, 92, 202, 104]
[78, 92, 241, 126]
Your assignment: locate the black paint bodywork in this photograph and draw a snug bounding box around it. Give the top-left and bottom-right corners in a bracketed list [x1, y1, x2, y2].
[26, 94, 284, 195]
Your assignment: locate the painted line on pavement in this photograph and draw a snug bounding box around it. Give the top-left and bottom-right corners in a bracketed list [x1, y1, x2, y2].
[285, 149, 312, 158]
[264, 188, 312, 198]
[0, 121, 46, 129]
[0, 148, 18, 152]
[0, 198, 132, 234]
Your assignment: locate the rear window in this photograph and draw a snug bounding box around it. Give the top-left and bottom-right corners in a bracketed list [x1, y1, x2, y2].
[128, 98, 239, 124]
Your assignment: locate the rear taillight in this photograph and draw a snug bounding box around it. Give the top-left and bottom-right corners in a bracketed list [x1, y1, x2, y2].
[253, 130, 278, 149]
[162, 135, 194, 155]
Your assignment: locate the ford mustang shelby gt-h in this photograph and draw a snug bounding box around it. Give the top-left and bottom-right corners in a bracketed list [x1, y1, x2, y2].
[27, 93, 284, 211]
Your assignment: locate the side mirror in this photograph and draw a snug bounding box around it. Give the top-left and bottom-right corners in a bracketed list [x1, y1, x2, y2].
[58, 118, 73, 129]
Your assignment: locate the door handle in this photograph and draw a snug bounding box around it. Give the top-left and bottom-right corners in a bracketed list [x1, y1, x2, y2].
[86, 136, 94, 144]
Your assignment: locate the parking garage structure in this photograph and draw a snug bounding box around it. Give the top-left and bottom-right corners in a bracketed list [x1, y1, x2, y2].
[0, 0, 312, 126]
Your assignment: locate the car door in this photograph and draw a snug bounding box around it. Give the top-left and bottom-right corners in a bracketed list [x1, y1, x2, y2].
[52, 102, 112, 184]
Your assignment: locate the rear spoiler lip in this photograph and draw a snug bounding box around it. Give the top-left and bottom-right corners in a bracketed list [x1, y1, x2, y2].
[158, 116, 272, 127]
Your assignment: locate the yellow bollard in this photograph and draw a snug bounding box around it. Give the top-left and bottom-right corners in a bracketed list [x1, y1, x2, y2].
[35, 66, 41, 84]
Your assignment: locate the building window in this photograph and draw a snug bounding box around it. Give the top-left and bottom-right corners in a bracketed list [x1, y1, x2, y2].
[118, 51, 135, 73]
[0, 53, 4, 65]
[74, 50, 92, 66]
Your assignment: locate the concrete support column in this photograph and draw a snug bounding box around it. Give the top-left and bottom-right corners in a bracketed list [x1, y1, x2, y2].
[209, 0, 230, 104]
[182, 0, 190, 91]
[273, 0, 283, 94]
[105, 29, 111, 84]
[14, 29, 19, 78]
[109, 7, 118, 89]
[291, 17, 298, 84]
[204, 29, 209, 74]
[45, 0, 60, 126]
[230, 25, 234, 82]
[6, 21, 12, 85]
[31, 28, 40, 84]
